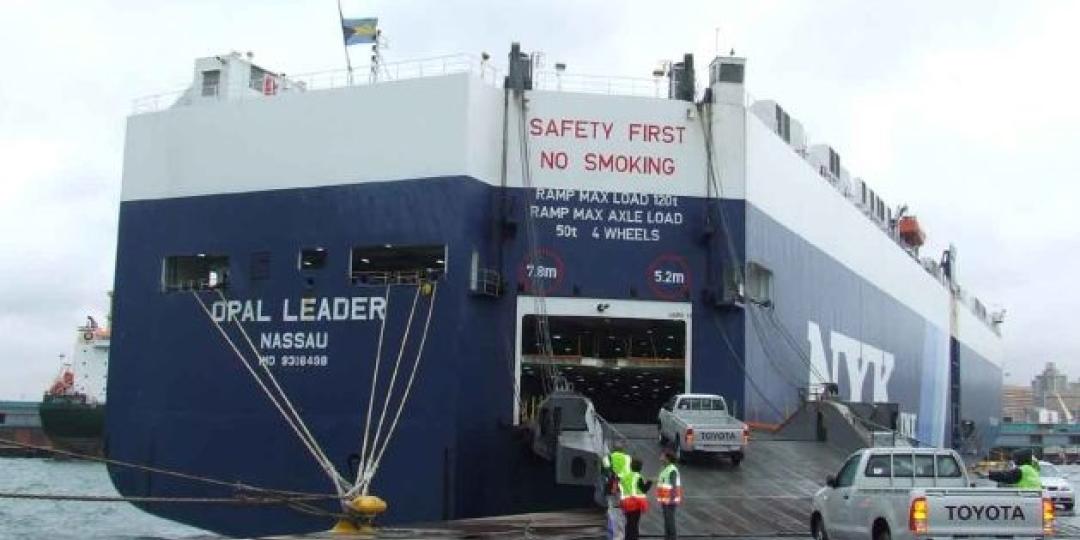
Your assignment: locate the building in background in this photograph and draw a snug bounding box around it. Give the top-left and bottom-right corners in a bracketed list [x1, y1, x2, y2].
[1031, 362, 1080, 421]
[994, 362, 1080, 462]
[1002, 385, 1033, 422]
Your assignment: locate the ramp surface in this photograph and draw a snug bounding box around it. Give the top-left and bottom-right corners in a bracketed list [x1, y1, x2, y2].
[612, 423, 848, 537]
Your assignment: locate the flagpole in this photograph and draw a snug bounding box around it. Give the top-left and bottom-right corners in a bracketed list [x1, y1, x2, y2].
[337, 0, 354, 85]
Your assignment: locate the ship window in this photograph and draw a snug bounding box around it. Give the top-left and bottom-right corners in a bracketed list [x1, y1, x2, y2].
[746, 262, 773, 305]
[201, 70, 220, 97]
[299, 248, 328, 271]
[351, 245, 446, 286]
[249, 65, 268, 91]
[0, 412, 6, 424]
[250, 251, 271, 281]
[162, 255, 230, 291]
[717, 63, 744, 83]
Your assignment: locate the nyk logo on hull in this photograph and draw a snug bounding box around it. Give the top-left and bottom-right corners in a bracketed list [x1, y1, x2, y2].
[807, 321, 895, 403]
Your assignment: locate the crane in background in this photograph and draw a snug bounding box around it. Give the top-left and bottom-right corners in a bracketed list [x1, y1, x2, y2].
[1054, 391, 1074, 423]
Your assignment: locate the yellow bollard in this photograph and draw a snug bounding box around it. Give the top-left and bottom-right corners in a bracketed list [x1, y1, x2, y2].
[330, 495, 388, 536]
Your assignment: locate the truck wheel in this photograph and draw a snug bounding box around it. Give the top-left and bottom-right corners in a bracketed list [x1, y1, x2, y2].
[873, 524, 891, 540]
[673, 444, 683, 463]
[810, 515, 829, 540]
[658, 426, 666, 445]
[730, 452, 743, 467]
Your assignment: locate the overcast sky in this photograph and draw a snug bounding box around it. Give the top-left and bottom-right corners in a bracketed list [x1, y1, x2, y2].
[1, 0, 1076, 400]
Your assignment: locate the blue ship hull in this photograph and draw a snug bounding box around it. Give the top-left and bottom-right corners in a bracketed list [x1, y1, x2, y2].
[107, 175, 1001, 536]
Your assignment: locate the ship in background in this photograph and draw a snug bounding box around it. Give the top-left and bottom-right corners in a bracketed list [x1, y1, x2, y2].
[40, 316, 110, 457]
[107, 44, 1004, 536]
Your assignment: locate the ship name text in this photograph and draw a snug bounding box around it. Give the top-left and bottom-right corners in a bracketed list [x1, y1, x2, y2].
[210, 297, 386, 323]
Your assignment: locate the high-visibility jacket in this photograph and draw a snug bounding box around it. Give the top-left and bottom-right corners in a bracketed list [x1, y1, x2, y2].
[1017, 463, 1042, 489]
[619, 471, 649, 513]
[656, 463, 682, 505]
[604, 450, 631, 478]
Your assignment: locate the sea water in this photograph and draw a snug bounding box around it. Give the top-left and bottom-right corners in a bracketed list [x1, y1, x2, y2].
[0, 457, 209, 540]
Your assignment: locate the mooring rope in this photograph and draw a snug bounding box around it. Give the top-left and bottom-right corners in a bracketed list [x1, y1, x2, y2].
[192, 291, 347, 491]
[358, 283, 393, 479]
[349, 284, 433, 497]
[362, 282, 439, 490]
[212, 289, 349, 494]
[0, 491, 330, 504]
[354, 284, 422, 492]
[0, 435, 336, 500]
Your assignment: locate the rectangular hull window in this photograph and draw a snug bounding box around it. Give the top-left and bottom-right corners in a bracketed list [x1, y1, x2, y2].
[162, 255, 230, 291]
[351, 245, 446, 286]
[250, 251, 271, 281]
[299, 248, 328, 270]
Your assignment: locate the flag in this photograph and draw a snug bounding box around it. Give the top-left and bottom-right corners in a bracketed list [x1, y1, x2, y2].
[342, 17, 378, 46]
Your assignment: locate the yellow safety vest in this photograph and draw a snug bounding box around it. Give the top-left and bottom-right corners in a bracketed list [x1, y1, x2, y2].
[656, 463, 682, 505]
[1017, 463, 1041, 489]
[605, 451, 631, 478]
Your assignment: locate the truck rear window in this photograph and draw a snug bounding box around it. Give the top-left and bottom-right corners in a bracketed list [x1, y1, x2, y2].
[913, 455, 935, 477]
[865, 455, 892, 477]
[866, 453, 963, 479]
[677, 398, 725, 411]
[936, 455, 962, 477]
[887, 455, 935, 477]
[892, 455, 913, 477]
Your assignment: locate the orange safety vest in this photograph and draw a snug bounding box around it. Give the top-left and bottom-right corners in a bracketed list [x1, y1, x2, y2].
[656, 463, 682, 505]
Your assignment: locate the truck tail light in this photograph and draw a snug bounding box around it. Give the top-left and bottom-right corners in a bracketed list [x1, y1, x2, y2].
[742, 427, 750, 444]
[909, 496, 928, 534]
[1043, 497, 1055, 535]
[684, 428, 694, 447]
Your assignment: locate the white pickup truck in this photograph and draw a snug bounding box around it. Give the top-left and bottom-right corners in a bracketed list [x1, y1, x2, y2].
[657, 393, 748, 465]
[811, 447, 1054, 540]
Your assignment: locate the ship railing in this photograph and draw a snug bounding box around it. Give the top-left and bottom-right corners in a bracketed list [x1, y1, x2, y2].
[532, 70, 666, 98]
[350, 269, 442, 286]
[162, 279, 227, 292]
[132, 53, 503, 114]
[469, 267, 502, 297]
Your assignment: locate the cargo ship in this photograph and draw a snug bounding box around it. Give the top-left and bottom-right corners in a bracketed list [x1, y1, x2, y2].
[40, 317, 109, 456]
[107, 44, 1004, 536]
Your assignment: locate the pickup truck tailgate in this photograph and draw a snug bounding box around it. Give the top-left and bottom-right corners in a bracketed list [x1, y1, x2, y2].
[692, 428, 742, 451]
[923, 489, 1047, 537]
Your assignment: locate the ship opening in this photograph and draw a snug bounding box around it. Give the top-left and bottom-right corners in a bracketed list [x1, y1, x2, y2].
[519, 314, 686, 424]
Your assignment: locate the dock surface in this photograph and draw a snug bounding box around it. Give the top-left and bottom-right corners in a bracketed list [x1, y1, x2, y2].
[614, 423, 846, 537]
[267, 425, 1080, 539]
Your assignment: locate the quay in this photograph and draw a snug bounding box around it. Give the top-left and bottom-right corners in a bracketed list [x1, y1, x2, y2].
[0, 400, 50, 457]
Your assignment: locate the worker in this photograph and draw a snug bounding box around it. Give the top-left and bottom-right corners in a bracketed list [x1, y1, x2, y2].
[656, 449, 682, 540]
[620, 458, 652, 540]
[602, 443, 632, 540]
[988, 448, 1042, 488]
